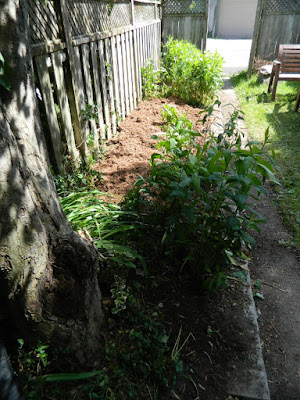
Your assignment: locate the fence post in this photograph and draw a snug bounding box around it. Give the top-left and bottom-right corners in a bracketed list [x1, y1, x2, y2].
[203, 0, 208, 51]
[54, 0, 89, 159]
[130, 0, 135, 26]
[131, 0, 141, 103]
[248, 0, 266, 76]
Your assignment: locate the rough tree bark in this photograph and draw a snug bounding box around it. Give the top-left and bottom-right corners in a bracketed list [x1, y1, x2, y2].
[0, 0, 103, 361]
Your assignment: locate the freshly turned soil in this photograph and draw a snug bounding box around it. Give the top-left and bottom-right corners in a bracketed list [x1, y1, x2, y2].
[94, 98, 206, 199]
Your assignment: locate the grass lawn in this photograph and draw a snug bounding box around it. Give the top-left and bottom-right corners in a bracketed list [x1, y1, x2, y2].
[231, 71, 300, 247]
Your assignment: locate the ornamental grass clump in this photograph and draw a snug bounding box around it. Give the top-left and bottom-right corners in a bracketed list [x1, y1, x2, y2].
[163, 38, 224, 106]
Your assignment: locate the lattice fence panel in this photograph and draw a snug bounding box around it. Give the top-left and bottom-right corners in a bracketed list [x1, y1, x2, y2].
[266, 0, 300, 13]
[66, 0, 131, 37]
[134, 4, 155, 23]
[27, 0, 60, 44]
[163, 0, 205, 15]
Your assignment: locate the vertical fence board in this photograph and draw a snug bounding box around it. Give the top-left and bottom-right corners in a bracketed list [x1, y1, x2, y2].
[105, 37, 117, 136]
[116, 34, 126, 120]
[90, 41, 106, 140]
[149, 24, 153, 61]
[98, 39, 112, 138]
[111, 36, 122, 124]
[35, 55, 64, 173]
[125, 31, 134, 111]
[146, 25, 150, 61]
[51, 50, 79, 163]
[31, 2, 162, 162]
[143, 26, 147, 65]
[82, 43, 99, 150]
[249, 0, 300, 71]
[133, 28, 141, 101]
[121, 33, 130, 116]
[129, 30, 137, 108]
[157, 22, 161, 69]
[73, 46, 89, 156]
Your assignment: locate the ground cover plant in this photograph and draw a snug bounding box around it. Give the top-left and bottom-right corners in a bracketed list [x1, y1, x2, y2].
[231, 72, 300, 247]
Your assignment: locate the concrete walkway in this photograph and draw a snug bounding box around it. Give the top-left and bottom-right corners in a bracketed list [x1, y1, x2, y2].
[206, 38, 252, 75]
[215, 79, 271, 400]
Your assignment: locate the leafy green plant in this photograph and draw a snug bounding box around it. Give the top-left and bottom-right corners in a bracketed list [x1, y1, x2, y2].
[60, 189, 146, 271]
[124, 103, 279, 289]
[91, 281, 175, 400]
[163, 38, 223, 106]
[81, 103, 107, 160]
[141, 59, 166, 99]
[111, 275, 131, 314]
[54, 161, 102, 196]
[15, 339, 50, 398]
[15, 280, 179, 400]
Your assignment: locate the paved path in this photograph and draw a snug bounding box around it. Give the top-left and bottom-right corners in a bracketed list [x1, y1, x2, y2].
[219, 77, 300, 399]
[216, 78, 270, 400]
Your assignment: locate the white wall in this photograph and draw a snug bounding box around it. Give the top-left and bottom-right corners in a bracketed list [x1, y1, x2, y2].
[216, 0, 258, 39]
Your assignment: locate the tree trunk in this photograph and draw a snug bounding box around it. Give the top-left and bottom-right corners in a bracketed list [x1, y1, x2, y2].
[0, 0, 103, 361]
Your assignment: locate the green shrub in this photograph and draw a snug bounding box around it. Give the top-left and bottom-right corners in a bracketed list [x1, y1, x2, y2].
[124, 104, 279, 289]
[163, 38, 223, 106]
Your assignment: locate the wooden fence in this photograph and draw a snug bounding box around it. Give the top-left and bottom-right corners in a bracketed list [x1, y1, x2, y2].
[162, 0, 208, 51]
[28, 0, 161, 173]
[248, 0, 300, 73]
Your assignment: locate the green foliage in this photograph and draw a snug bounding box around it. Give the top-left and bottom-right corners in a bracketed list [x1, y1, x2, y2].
[124, 103, 278, 288]
[82, 280, 175, 399]
[111, 275, 131, 314]
[163, 38, 223, 106]
[81, 103, 107, 160]
[141, 60, 166, 99]
[15, 281, 178, 400]
[140, 39, 223, 106]
[16, 339, 50, 399]
[54, 161, 102, 196]
[60, 190, 146, 271]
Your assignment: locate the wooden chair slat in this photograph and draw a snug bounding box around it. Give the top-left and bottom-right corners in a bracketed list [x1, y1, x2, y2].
[268, 44, 300, 109]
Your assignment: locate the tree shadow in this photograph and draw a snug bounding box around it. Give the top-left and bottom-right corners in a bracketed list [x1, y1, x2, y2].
[0, 1, 85, 349]
[265, 103, 300, 145]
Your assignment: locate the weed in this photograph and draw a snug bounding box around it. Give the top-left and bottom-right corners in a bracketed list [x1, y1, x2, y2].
[54, 161, 102, 196]
[110, 275, 131, 314]
[141, 59, 166, 99]
[15, 339, 50, 398]
[14, 280, 180, 400]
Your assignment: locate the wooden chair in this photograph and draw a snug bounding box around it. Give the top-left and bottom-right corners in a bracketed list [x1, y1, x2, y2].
[268, 44, 300, 111]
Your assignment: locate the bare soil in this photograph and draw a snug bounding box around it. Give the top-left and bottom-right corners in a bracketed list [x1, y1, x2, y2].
[94, 98, 206, 199]
[250, 186, 300, 399]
